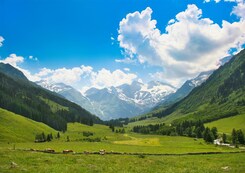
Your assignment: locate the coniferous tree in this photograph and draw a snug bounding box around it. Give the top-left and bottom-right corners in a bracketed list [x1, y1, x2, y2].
[203, 127, 214, 143]
[211, 127, 218, 139]
[222, 133, 227, 143]
[57, 132, 60, 139]
[47, 134, 51, 142]
[237, 129, 245, 144]
[232, 128, 237, 145]
[42, 132, 46, 142]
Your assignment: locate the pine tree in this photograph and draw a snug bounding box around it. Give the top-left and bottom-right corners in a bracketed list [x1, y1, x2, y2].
[47, 134, 51, 142]
[57, 132, 60, 139]
[231, 129, 237, 145]
[203, 127, 214, 143]
[222, 133, 227, 143]
[42, 132, 46, 142]
[237, 129, 245, 144]
[211, 127, 218, 139]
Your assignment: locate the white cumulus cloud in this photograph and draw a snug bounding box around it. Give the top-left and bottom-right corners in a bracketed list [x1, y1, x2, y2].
[90, 68, 137, 89]
[117, 4, 245, 86]
[0, 52, 138, 92]
[0, 54, 24, 67]
[0, 54, 40, 81]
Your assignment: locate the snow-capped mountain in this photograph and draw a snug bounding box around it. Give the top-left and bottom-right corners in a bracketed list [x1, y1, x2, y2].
[116, 81, 176, 107]
[84, 81, 176, 120]
[36, 81, 96, 115]
[155, 70, 213, 109]
[36, 80, 176, 120]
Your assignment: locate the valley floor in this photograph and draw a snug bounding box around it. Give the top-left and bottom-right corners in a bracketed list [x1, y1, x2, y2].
[1, 118, 245, 173]
[0, 148, 245, 173]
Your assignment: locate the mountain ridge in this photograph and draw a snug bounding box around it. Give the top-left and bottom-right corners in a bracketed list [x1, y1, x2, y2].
[0, 63, 101, 131]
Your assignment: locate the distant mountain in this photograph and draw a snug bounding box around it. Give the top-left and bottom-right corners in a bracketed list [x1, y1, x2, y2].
[36, 81, 95, 114]
[156, 70, 213, 109]
[153, 49, 245, 123]
[84, 81, 176, 120]
[38, 80, 176, 120]
[0, 63, 101, 131]
[155, 56, 232, 110]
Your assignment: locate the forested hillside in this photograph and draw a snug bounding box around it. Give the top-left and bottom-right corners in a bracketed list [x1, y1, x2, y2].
[152, 49, 245, 123]
[0, 63, 101, 131]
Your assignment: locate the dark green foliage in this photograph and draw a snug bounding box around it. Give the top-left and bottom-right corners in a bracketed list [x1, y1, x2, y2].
[203, 127, 215, 143]
[132, 120, 218, 143]
[115, 128, 126, 134]
[105, 118, 130, 127]
[66, 136, 70, 142]
[222, 133, 227, 143]
[211, 127, 218, 139]
[132, 124, 166, 134]
[232, 129, 245, 145]
[35, 132, 53, 142]
[232, 129, 237, 145]
[47, 134, 51, 142]
[0, 63, 101, 131]
[109, 124, 115, 132]
[237, 130, 245, 144]
[81, 137, 101, 142]
[83, 131, 93, 137]
[57, 132, 60, 139]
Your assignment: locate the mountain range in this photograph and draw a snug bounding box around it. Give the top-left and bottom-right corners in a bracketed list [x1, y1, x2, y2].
[37, 71, 214, 120]
[0, 63, 101, 131]
[37, 80, 177, 120]
[152, 49, 245, 124]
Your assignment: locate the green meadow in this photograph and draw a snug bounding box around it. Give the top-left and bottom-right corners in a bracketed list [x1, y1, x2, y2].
[1, 109, 245, 173]
[206, 114, 245, 134]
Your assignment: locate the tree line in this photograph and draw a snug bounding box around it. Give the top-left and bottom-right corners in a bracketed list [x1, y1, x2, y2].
[131, 120, 245, 144]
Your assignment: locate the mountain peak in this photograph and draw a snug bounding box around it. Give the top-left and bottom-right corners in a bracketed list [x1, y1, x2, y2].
[0, 63, 28, 81]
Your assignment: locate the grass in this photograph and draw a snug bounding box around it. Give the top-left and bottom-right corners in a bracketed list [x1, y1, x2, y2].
[1, 109, 245, 172]
[0, 108, 57, 142]
[0, 149, 245, 173]
[0, 122, 240, 155]
[205, 114, 245, 134]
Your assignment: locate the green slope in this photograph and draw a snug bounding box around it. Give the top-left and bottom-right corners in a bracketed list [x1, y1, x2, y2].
[150, 49, 245, 124]
[0, 108, 57, 142]
[0, 63, 101, 131]
[205, 114, 245, 134]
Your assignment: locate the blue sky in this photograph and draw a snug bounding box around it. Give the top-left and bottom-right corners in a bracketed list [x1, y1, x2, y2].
[0, 0, 245, 92]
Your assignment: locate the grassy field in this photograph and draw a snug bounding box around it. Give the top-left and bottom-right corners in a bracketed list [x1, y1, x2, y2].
[206, 114, 245, 134]
[0, 108, 57, 142]
[1, 122, 239, 154]
[1, 109, 245, 172]
[0, 148, 245, 173]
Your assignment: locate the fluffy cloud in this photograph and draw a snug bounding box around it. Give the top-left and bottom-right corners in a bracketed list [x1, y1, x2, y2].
[0, 53, 138, 92]
[117, 4, 245, 86]
[0, 54, 40, 81]
[36, 66, 137, 91]
[0, 36, 4, 47]
[0, 54, 24, 67]
[90, 68, 137, 89]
